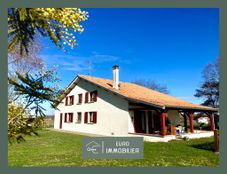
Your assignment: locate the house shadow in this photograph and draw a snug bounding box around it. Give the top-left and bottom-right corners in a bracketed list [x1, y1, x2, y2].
[190, 142, 215, 152]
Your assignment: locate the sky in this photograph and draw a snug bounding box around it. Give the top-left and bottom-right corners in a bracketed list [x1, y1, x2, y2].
[39, 8, 219, 115]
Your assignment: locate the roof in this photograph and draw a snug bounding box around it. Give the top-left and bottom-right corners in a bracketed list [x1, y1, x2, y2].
[59, 75, 218, 112]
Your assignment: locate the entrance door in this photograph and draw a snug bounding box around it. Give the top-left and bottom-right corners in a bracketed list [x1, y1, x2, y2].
[134, 111, 146, 133]
[59, 113, 63, 129]
[152, 111, 161, 133]
[148, 111, 154, 134]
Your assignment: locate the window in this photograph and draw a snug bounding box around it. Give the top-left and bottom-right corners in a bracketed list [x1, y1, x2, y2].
[84, 112, 97, 124]
[68, 113, 73, 123]
[65, 96, 68, 106]
[84, 112, 88, 123]
[78, 94, 82, 104]
[65, 95, 74, 106]
[68, 113, 73, 122]
[69, 95, 74, 105]
[64, 113, 73, 123]
[90, 90, 97, 102]
[85, 92, 89, 103]
[85, 91, 98, 103]
[64, 113, 67, 122]
[76, 112, 82, 123]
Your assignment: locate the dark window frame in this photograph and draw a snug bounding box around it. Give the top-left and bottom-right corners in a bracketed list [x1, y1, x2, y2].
[76, 112, 82, 123]
[87, 111, 97, 124]
[69, 95, 74, 105]
[78, 94, 83, 104]
[89, 90, 97, 103]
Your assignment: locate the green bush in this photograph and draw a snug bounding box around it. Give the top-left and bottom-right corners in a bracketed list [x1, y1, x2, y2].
[194, 122, 210, 130]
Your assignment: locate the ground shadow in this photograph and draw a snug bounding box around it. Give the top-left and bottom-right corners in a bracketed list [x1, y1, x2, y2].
[190, 142, 214, 152]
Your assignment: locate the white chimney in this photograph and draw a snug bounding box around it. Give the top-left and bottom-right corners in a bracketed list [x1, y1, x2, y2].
[112, 65, 120, 90]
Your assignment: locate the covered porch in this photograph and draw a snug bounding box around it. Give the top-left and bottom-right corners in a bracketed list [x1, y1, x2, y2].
[128, 102, 218, 139]
[128, 130, 215, 142]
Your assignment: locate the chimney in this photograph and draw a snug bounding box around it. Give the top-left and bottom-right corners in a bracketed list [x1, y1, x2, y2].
[112, 65, 120, 90]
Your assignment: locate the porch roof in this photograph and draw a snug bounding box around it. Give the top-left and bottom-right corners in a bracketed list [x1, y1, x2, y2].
[79, 75, 217, 112]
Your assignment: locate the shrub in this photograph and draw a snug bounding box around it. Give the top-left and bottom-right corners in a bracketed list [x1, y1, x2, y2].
[8, 102, 44, 143]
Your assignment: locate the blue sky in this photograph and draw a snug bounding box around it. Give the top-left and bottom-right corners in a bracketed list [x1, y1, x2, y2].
[40, 8, 219, 115]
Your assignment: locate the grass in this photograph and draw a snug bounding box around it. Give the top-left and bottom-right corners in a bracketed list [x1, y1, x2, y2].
[8, 129, 219, 167]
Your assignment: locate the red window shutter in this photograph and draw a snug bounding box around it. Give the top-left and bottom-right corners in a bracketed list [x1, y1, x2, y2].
[85, 92, 89, 103]
[65, 96, 68, 106]
[60, 113, 63, 129]
[93, 112, 97, 123]
[64, 113, 67, 122]
[71, 113, 73, 122]
[72, 95, 74, 105]
[84, 112, 88, 123]
[93, 91, 97, 102]
[79, 94, 82, 103]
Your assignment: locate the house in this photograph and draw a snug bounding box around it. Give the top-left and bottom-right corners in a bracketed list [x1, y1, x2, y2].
[197, 117, 210, 125]
[54, 66, 218, 138]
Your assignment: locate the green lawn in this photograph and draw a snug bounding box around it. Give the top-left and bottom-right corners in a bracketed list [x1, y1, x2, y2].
[8, 129, 219, 167]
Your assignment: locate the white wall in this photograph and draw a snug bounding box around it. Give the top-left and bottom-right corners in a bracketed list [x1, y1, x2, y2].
[54, 79, 130, 136]
[128, 111, 135, 133]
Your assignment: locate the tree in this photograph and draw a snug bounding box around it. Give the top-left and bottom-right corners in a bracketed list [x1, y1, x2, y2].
[8, 8, 88, 55]
[132, 79, 169, 94]
[8, 42, 44, 75]
[8, 67, 62, 142]
[7, 8, 88, 142]
[8, 102, 41, 143]
[194, 59, 219, 107]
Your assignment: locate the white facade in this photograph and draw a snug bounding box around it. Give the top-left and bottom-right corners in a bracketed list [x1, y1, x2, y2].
[54, 77, 184, 137]
[197, 117, 209, 124]
[54, 79, 130, 136]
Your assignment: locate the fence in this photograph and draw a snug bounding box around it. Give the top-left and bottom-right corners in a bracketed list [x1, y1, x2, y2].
[214, 129, 219, 153]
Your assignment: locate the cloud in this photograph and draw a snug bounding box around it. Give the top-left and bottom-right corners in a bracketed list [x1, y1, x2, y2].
[61, 60, 91, 71]
[40, 52, 120, 72]
[90, 53, 119, 62]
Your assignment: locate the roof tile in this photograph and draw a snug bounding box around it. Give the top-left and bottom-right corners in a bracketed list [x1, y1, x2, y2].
[79, 75, 217, 111]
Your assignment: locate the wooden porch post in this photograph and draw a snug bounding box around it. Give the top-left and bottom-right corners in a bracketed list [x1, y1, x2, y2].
[160, 111, 166, 136]
[209, 112, 215, 131]
[189, 111, 194, 133]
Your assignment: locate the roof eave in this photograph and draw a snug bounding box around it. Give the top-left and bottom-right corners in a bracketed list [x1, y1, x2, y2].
[55, 75, 218, 113]
[165, 106, 218, 112]
[54, 76, 80, 108]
